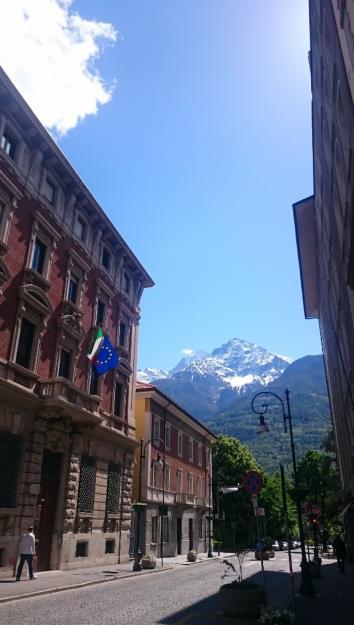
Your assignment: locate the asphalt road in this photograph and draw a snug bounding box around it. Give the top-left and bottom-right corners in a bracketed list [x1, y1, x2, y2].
[0, 552, 302, 625]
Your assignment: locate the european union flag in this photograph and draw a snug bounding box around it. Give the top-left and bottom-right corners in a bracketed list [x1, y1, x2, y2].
[92, 336, 119, 375]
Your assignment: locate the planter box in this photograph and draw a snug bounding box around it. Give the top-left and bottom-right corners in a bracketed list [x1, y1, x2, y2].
[141, 558, 156, 569]
[255, 550, 270, 560]
[187, 552, 198, 562]
[219, 583, 265, 618]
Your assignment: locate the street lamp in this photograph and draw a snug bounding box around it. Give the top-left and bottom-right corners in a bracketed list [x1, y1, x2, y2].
[251, 389, 314, 597]
[133, 436, 165, 571]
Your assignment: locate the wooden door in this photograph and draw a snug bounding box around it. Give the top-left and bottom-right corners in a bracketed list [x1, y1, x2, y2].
[189, 518, 193, 551]
[36, 450, 62, 571]
[177, 517, 182, 554]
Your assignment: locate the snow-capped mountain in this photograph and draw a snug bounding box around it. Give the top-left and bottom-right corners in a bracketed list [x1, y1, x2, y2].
[136, 368, 169, 384]
[137, 338, 291, 419]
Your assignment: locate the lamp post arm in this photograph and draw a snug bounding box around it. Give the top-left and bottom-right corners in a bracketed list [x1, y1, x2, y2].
[251, 390, 288, 434]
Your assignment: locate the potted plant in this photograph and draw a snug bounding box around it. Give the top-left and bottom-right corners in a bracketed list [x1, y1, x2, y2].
[141, 553, 156, 569]
[258, 607, 295, 624]
[219, 552, 265, 619]
[187, 549, 198, 562]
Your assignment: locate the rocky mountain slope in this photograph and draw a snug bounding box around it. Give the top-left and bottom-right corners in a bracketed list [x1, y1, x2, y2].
[138, 338, 291, 419]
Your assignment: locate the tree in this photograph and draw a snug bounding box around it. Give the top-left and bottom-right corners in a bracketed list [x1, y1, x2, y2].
[297, 449, 340, 549]
[259, 473, 297, 540]
[212, 434, 261, 549]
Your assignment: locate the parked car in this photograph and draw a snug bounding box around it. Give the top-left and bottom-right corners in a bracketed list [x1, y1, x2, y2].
[272, 541, 280, 551]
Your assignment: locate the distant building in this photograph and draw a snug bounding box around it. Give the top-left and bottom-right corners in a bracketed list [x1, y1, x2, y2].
[294, 0, 354, 554]
[134, 382, 216, 557]
[0, 67, 153, 574]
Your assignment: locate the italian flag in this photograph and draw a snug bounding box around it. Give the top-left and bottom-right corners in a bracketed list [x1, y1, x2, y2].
[87, 327, 104, 362]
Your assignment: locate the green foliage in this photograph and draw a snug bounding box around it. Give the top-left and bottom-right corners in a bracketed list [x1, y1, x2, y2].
[259, 473, 297, 539]
[212, 435, 261, 548]
[207, 356, 331, 473]
[297, 449, 340, 541]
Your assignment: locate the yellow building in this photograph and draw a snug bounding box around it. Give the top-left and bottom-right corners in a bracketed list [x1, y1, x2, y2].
[133, 382, 216, 557]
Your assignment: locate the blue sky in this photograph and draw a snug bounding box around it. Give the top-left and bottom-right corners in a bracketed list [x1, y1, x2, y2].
[2, 1, 321, 371]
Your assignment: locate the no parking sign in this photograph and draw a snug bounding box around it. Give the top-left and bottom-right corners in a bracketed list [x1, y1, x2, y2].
[243, 470, 263, 494]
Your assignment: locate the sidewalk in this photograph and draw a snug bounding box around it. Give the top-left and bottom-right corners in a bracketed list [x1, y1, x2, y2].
[0, 551, 225, 604]
[294, 556, 354, 625]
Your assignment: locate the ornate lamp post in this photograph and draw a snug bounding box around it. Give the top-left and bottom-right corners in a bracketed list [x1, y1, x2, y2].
[251, 388, 314, 597]
[133, 436, 165, 571]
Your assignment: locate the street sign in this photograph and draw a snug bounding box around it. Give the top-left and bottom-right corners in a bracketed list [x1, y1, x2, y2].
[255, 507, 265, 517]
[243, 470, 263, 494]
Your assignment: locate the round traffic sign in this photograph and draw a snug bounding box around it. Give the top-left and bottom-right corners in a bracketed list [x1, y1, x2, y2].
[243, 470, 263, 494]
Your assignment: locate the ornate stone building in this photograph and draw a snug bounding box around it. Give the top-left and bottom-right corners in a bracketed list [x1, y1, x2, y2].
[294, 0, 354, 555]
[133, 383, 216, 558]
[0, 68, 153, 574]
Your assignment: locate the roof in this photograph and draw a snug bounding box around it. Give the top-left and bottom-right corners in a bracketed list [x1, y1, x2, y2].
[135, 381, 216, 440]
[293, 195, 319, 319]
[0, 67, 154, 289]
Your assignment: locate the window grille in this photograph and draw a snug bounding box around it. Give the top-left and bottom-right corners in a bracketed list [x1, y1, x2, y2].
[78, 455, 96, 513]
[106, 463, 121, 514]
[0, 431, 23, 507]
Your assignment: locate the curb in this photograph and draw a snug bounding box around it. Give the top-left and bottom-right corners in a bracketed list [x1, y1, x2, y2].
[0, 553, 224, 604]
[0, 565, 175, 604]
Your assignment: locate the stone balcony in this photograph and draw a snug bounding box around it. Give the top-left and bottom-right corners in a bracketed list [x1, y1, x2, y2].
[37, 377, 102, 420]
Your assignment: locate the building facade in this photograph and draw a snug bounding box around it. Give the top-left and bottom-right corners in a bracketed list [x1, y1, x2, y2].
[294, 0, 354, 554]
[0, 68, 153, 574]
[133, 383, 216, 557]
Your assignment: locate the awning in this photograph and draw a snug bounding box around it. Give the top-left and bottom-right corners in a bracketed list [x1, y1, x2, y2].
[339, 503, 353, 523]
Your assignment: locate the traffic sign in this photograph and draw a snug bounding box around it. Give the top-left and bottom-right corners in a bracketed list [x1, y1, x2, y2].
[243, 470, 263, 494]
[255, 507, 265, 517]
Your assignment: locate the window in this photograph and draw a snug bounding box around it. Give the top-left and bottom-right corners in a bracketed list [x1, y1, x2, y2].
[188, 474, 194, 495]
[123, 271, 131, 294]
[1, 129, 16, 159]
[43, 178, 55, 204]
[67, 274, 79, 304]
[75, 541, 88, 557]
[178, 431, 183, 457]
[198, 444, 202, 466]
[152, 463, 160, 488]
[15, 318, 35, 369]
[96, 300, 105, 326]
[177, 469, 183, 493]
[106, 463, 121, 514]
[153, 416, 160, 443]
[101, 247, 111, 270]
[164, 465, 170, 491]
[119, 322, 127, 347]
[165, 423, 171, 450]
[105, 539, 115, 554]
[74, 215, 86, 242]
[189, 438, 194, 462]
[113, 382, 124, 417]
[77, 455, 96, 513]
[58, 348, 71, 379]
[31, 238, 47, 274]
[0, 432, 23, 507]
[89, 368, 99, 395]
[151, 516, 158, 543]
[197, 477, 203, 498]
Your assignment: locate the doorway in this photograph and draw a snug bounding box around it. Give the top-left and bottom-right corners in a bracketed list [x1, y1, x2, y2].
[177, 517, 182, 555]
[36, 449, 62, 571]
[188, 518, 193, 551]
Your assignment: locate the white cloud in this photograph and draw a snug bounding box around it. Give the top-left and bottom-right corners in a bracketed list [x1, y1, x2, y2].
[181, 349, 195, 357]
[0, 0, 117, 135]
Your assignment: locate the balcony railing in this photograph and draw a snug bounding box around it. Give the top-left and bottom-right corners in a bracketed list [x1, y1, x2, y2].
[38, 377, 101, 415]
[174, 493, 195, 506]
